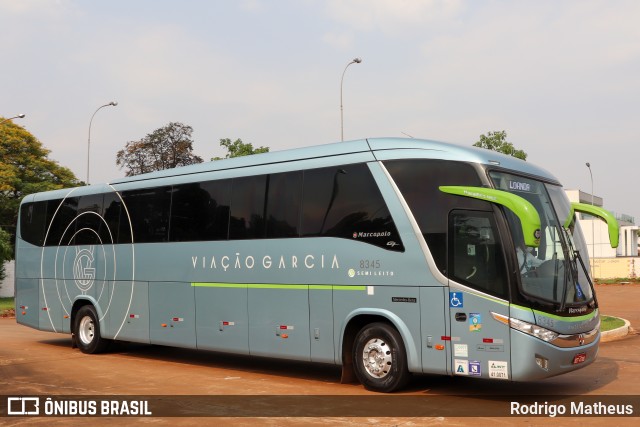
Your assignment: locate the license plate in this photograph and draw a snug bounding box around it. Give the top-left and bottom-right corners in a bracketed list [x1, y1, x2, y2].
[573, 353, 587, 364]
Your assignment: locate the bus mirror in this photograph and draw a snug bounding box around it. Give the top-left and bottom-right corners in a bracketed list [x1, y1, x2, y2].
[565, 202, 619, 248]
[439, 186, 541, 247]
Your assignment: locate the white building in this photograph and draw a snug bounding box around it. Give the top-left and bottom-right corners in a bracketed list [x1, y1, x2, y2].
[0, 260, 15, 298]
[565, 190, 638, 258]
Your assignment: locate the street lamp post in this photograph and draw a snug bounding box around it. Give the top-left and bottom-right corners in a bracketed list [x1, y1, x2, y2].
[340, 57, 362, 142]
[586, 162, 595, 277]
[87, 102, 117, 184]
[0, 113, 26, 126]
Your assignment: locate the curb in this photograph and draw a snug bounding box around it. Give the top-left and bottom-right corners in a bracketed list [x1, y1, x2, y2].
[601, 318, 631, 342]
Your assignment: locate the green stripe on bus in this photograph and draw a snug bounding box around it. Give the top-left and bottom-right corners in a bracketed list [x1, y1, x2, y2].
[192, 283, 366, 291]
[531, 307, 599, 323]
[332, 285, 367, 291]
[450, 291, 598, 323]
[510, 303, 599, 322]
[308, 285, 334, 290]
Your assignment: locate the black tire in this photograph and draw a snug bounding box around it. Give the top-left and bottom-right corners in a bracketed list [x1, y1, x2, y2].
[352, 322, 410, 392]
[74, 305, 110, 354]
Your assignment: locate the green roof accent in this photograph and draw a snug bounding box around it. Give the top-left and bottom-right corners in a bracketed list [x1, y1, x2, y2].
[565, 202, 619, 248]
[439, 186, 541, 247]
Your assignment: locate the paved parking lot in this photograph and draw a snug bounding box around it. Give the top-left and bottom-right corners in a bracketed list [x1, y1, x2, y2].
[0, 283, 638, 425]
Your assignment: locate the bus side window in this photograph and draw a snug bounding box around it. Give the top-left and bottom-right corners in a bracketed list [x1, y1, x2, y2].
[384, 159, 488, 272]
[169, 179, 231, 242]
[74, 194, 105, 245]
[229, 175, 267, 240]
[45, 197, 78, 246]
[301, 164, 403, 251]
[121, 187, 172, 243]
[265, 171, 302, 238]
[19, 201, 48, 247]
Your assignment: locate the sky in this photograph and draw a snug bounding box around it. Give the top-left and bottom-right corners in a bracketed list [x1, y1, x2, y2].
[1, 0, 639, 221]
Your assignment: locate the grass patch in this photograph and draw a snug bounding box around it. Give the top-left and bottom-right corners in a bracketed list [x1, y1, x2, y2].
[596, 277, 640, 285]
[0, 297, 14, 311]
[601, 315, 625, 332]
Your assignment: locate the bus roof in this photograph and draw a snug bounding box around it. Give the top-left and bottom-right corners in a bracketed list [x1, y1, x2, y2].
[109, 137, 557, 185]
[23, 137, 559, 202]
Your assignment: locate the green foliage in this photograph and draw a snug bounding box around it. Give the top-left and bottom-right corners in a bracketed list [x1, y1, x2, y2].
[116, 122, 203, 176]
[595, 277, 640, 284]
[211, 138, 269, 161]
[601, 315, 625, 332]
[473, 130, 527, 161]
[0, 119, 79, 243]
[0, 297, 14, 312]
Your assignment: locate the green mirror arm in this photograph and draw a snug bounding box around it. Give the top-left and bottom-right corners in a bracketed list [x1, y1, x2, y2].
[439, 186, 541, 247]
[565, 202, 619, 248]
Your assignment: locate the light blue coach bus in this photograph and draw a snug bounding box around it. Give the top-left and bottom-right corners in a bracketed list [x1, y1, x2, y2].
[15, 138, 619, 392]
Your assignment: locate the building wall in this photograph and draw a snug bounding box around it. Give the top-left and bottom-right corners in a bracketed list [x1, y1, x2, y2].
[0, 260, 15, 298]
[620, 227, 640, 257]
[592, 257, 640, 279]
[566, 189, 639, 257]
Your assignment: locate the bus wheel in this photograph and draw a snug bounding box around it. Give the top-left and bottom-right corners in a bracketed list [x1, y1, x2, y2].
[74, 305, 110, 354]
[353, 322, 409, 392]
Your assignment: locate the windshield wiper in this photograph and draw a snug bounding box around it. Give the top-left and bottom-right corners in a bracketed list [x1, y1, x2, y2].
[559, 253, 570, 312]
[551, 252, 561, 309]
[560, 227, 596, 309]
[574, 249, 598, 307]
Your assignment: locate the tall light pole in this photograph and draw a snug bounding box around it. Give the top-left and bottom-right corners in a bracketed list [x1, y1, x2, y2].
[340, 57, 362, 142]
[87, 101, 117, 184]
[0, 113, 26, 126]
[586, 162, 595, 277]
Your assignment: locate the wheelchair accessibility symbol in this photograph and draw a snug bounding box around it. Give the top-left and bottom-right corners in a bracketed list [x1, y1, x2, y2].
[449, 292, 463, 308]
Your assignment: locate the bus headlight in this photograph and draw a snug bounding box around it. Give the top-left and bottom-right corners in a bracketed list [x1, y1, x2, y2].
[491, 312, 559, 343]
[509, 318, 559, 342]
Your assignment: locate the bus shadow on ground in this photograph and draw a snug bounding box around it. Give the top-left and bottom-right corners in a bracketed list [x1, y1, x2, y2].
[37, 337, 620, 396]
[104, 341, 344, 385]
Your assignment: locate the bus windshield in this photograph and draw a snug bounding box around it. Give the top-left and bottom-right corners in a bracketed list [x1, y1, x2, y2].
[489, 171, 593, 307]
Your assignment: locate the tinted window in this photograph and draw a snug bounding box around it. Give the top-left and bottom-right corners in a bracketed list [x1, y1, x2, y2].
[121, 187, 171, 243]
[301, 163, 403, 251]
[74, 194, 105, 245]
[265, 172, 302, 238]
[19, 201, 48, 246]
[229, 176, 267, 240]
[103, 192, 131, 244]
[45, 197, 78, 246]
[170, 180, 231, 241]
[385, 160, 489, 272]
[449, 211, 507, 298]
[25, 163, 406, 250]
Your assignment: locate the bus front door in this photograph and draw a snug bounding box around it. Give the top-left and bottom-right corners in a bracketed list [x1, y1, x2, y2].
[447, 210, 512, 380]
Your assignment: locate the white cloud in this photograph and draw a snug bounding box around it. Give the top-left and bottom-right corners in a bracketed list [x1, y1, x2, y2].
[2, 1, 640, 218]
[322, 32, 355, 50]
[239, 0, 265, 13]
[0, 0, 66, 14]
[326, 0, 465, 32]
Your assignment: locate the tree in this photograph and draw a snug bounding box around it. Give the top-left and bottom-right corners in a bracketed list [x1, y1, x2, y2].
[0, 120, 79, 242]
[473, 130, 527, 161]
[211, 138, 269, 161]
[116, 122, 203, 176]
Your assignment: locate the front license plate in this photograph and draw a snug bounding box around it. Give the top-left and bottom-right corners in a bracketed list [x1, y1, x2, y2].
[572, 353, 587, 364]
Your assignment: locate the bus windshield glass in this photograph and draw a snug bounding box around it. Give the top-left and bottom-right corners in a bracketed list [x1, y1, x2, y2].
[489, 171, 593, 306]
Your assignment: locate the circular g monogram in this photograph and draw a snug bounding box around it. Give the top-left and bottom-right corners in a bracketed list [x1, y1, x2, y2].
[74, 247, 96, 292]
